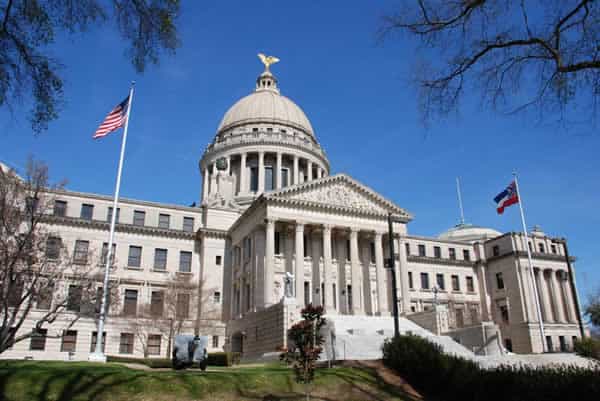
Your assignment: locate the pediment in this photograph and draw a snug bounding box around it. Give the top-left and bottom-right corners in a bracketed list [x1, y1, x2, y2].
[266, 174, 412, 219]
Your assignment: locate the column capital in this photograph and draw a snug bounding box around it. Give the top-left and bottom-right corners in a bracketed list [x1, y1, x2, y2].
[295, 221, 305, 232]
[349, 227, 360, 235]
[322, 223, 333, 232]
[265, 218, 276, 227]
[374, 231, 384, 240]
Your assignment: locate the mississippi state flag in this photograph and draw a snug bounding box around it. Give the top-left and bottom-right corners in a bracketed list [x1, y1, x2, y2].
[494, 181, 519, 214]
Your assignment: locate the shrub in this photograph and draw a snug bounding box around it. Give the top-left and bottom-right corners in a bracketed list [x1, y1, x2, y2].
[382, 334, 600, 401]
[207, 352, 241, 366]
[574, 337, 600, 360]
[107, 353, 240, 368]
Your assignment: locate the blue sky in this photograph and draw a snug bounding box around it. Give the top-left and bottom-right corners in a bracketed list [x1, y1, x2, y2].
[2, 1, 599, 298]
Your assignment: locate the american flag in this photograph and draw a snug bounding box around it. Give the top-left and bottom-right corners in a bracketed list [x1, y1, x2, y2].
[93, 95, 130, 139]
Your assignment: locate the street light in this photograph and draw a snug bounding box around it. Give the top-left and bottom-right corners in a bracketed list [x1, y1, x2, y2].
[386, 213, 403, 338]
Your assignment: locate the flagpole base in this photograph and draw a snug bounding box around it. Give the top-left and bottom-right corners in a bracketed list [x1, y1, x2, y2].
[88, 352, 107, 363]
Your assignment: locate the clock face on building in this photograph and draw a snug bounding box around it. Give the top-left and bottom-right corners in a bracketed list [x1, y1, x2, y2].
[216, 157, 228, 171]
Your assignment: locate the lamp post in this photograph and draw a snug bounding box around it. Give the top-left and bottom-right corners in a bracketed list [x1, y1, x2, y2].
[386, 213, 401, 338]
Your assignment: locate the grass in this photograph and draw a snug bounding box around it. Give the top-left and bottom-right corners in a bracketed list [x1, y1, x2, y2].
[0, 360, 417, 401]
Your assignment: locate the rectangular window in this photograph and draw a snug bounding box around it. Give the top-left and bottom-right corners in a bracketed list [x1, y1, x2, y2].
[176, 293, 190, 318]
[538, 243, 545, 253]
[243, 237, 252, 261]
[370, 242, 376, 263]
[496, 272, 505, 289]
[183, 217, 194, 232]
[212, 335, 219, 348]
[119, 333, 134, 354]
[215, 255, 222, 265]
[148, 334, 161, 355]
[303, 234, 308, 257]
[107, 207, 120, 223]
[418, 244, 426, 257]
[101, 242, 116, 266]
[405, 243, 410, 256]
[53, 200, 67, 217]
[67, 285, 82, 312]
[504, 338, 513, 352]
[265, 166, 274, 191]
[80, 204, 94, 220]
[213, 291, 221, 303]
[37, 283, 54, 310]
[347, 285, 353, 313]
[420, 273, 429, 290]
[158, 213, 170, 229]
[133, 210, 146, 226]
[30, 328, 47, 350]
[466, 276, 475, 292]
[150, 291, 164, 317]
[90, 331, 106, 352]
[551, 244, 557, 254]
[274, 231, 281, 255]
[436, 273, 445, 290]
[559, 336, 567, 352]
[128, 246, 142, 267]
[154, 248, 167, 270]
[451, 275, 460, 291]
[73, 240, 89, 264]
[345, 239, 351, 261]
[492, 245, 500, 256]
[463, 249, 470, 261]
[179, 251, 192, 272]
[449, 248, 456, 260]
[408, 272, 414, 289]
[61, 330, 77, 352]
[250, 167, 258, 192]
[500, 305, 509, 323]
[332, 283, 337, 309]
[304, 281, 310, 305]
[281, 168, 289, 187]
[434, 246, 441, 258]
[123, 289, 138, 316]
[546, 336, 553, 352]
[46, 236, 61, 259]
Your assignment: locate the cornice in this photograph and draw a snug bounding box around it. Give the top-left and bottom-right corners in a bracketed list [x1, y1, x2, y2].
[486, 250, 576, 264]
[404, 234, 475, 246]
[42, 215, 196, 240]
[200, 137, 330, 170]
[407, 255, 476, 268]
[197, 227, 229, 239]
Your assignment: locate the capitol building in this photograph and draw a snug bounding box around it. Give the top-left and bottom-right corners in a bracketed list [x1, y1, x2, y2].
[1, 58, 584, 361]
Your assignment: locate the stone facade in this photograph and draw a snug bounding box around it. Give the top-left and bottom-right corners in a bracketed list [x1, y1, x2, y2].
[1, 59, 584, 362]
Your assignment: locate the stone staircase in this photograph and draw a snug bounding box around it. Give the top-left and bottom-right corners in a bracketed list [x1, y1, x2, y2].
[322, 314, 475, 361]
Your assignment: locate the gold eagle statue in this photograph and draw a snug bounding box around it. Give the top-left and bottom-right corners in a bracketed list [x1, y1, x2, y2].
[258, 53, 280, 72]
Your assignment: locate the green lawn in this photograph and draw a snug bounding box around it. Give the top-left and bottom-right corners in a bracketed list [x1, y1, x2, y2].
[0, 360, 416, 401]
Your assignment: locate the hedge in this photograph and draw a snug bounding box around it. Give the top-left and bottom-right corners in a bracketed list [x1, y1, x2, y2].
[574, 337, 600, 361]
[107, 352, 241, 368]
[382, 334, 600, 401]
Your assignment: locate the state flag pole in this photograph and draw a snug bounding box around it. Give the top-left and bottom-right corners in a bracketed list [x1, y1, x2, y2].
[513, 172, 546, 352]
[90, 83, 135, 362]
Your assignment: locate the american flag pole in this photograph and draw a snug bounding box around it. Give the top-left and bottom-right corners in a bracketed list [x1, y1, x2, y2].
[513, 172, 546, 352]
[90, 83, 135, 361]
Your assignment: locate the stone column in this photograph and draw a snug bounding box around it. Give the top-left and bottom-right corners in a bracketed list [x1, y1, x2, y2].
[350, 228, 363, 314]
[264, 219, 275, 308]
[295, 223, 305, 306]
[549, 270, 567, 323]
[258, 151, 265, 193]
[293, 155, 299, 185]
[202, 168, 209, 201]
[210, 162, 217, 193]
[397, 235, 411, 315]
[560, 272, 577, 323]
[311, 228, 322, 307]
[317, 167, 323, 179]
[226, 155, 231, 175]
[307, 160, 313, 181]
[360, 238, 373, 315]
[240, 153, 247, 194]
[336, 233, 347, 314]
[535, 268, 553, 323]
[322, 224, 334, 312]
[374, 232, 388, 315]
[276, 152, 282, 189]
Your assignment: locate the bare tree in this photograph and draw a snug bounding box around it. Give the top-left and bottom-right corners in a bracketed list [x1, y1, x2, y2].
[0, 159, 111, 353]
[381, 1, 600, 128]
[0, 0, 180, 133]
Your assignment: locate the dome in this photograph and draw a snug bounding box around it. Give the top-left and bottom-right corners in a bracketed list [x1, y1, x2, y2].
[438, 223, 502, 243]
[216, 71, 315, 139]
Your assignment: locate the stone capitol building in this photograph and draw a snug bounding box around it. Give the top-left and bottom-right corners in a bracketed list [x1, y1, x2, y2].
[1, 57, 584, 362]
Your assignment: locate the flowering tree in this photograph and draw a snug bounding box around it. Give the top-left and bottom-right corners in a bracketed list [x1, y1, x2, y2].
[280, 304, 327, 400]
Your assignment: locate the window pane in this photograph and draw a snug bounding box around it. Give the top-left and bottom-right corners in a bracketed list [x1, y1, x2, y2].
[73, 240, 89, 264]
[46, 236, 61, 259]
[119, 333, 134, 354]
[420, 273, 429, 289]
[148, 334, 161, 355]
[265, 167, 274, 191]
[418, 245, 426, 257]
[436, 274, 445, 290]
[61, 330, 77, 352]
[158, 214, 170, 229]
[179, 251, 192, 272]
[124, 289, 138, 316]
[176, 293, 190, 318]
[128, 246, 142, 267]
[281, 169, 289, 187]
[250, 167, 258, 192]
[67, 285, 82, 312]
[133, 210, 146, 226]
[101, 242, 116, 266]
[183, 217, 194, 232]
[80, 204, 94, 220]
[154, 248, 167, 270]
[151, 291, 164, 317]
[30, 328, 47, 350]
[37, 283, 54, 310]
[90, 331, 106, 352]
[449, 248, 456, 260]
[53, 200, 67, 217]
[107, 207, 120, 223]
[463, 249, 470, 261]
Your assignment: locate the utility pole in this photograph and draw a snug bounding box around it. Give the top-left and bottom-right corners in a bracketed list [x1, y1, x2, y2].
[387, 213, 400, 338]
